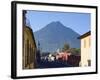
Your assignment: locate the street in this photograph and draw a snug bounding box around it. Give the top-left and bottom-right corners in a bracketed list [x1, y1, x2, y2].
[36, 60, 72, 68]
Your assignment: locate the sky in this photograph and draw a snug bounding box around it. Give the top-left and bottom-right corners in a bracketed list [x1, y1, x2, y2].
[26, 10, 90, 35]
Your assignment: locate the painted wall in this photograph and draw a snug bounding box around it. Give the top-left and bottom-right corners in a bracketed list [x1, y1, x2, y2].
[23, 26, 37, 69]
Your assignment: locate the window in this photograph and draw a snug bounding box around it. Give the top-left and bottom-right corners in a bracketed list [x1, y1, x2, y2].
[84, 39, 86, 48]
[88, 60, 91, 66]
[89, 37, 91, 47]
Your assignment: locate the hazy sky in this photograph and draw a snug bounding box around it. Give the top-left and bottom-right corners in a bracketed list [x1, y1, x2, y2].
[26, 10, 90, 35]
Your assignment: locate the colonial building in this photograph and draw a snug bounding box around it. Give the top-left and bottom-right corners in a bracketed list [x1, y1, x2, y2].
[78, 31, 91, 67]
[23, 26, 37, 69]
[22, 10, 37, 69]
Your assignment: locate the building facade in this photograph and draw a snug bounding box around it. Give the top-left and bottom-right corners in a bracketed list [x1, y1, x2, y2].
[78, 31, 91, 67]
[23, 26, 37, 69]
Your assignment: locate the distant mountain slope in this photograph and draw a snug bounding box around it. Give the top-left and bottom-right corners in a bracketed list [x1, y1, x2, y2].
[34, 21, 80, 52]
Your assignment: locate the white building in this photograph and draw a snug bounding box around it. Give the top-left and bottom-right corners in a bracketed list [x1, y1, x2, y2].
[78, 31, 91, 67]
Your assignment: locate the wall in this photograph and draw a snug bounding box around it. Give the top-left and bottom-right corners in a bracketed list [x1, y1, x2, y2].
[81, 35, 91, 67]
[0, 0, 100, 80]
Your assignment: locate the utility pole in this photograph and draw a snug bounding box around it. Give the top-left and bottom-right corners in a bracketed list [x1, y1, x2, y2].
[23, 10, 27, 27]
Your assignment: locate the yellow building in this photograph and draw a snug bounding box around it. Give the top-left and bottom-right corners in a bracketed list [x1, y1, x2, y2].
[78, 31, 91, 67]
[23, 26, 37, 69]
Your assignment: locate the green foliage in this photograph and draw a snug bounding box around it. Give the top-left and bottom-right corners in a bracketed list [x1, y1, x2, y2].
[70, 48, 80, 55]
[61, 43, 80, 55]
[62, 43, 70, 52]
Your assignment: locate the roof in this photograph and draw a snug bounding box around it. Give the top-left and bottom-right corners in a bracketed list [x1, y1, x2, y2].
[78, 31, 91, 39]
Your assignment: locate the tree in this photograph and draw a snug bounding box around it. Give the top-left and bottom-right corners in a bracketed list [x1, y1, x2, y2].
[70, 48, 80, 55]
[62, 43, 70, 52]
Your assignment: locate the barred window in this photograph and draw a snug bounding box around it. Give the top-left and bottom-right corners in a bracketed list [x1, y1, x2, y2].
[88, 60, 91, 66]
